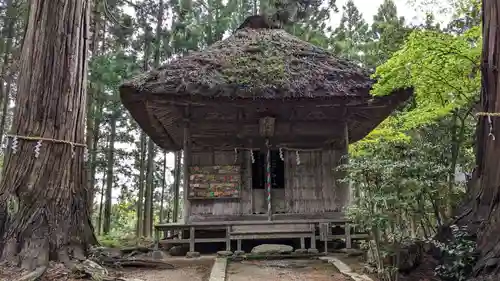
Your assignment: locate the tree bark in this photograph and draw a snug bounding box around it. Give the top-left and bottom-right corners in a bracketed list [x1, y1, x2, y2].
[0, 80, 12, 141]
[143, 138, 155, 237]
[159, 152, 167, 223]
[97, 174, 106, 235]
[0, 0, 15, 141]
[87, 0, 103, 206]
[468, 0, 500, 278]
[136, 132, 146, 237]
[141, 13, 156, 237]
[103, 112, 117, 235]
[172, 151, 181, 222]
[0, 0, 96, 271]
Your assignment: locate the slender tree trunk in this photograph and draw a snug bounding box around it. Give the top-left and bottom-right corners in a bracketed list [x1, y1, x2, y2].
[469, 0, 500, 278]
[143, 139, 155, 237]
[0, 0, 15, 141]
[172, 151, 181, 222]
[159, 152, 167, 223]
[102, 113, 117, 235]
[137, 14, 152, 237]
[0, 0, 96, 272]
[142, 0, 164, 237]
[136, 132, 146, 237]
[87, 0, 102, 206]
[0, 81, 11, 140]
[89, 97, 103, 204]
[97, 174, 106, 235]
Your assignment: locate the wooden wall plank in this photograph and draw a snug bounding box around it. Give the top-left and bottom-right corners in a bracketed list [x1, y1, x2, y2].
[189, 151, 244, 219]
[284, 149, 347, 214]
[188, 145, 349, 222]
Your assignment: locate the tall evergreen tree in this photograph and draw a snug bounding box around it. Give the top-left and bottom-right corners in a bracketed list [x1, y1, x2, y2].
[364, 0, 409, 69]
[330, 0, 369, 64]
[0, 0, 96, 274]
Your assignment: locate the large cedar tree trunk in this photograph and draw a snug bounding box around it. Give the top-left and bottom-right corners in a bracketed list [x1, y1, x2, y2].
[0, 0, 96, 271]
[468, 0, 500, 278]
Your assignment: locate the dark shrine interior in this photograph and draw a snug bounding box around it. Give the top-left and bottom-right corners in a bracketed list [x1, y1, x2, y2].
[251, 150, 285, 189]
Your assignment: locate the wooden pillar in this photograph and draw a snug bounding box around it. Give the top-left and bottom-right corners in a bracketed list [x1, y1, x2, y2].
[182, 109, 191, 224]
[343, 122, 352, 205]
[345, 224, 352, 248]
[225, 226, 231, 251]
[237, 239, 242, 251]
[189, 226, 195, 252]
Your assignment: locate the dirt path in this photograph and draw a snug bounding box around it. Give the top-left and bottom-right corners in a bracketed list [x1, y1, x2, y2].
[227, 259, 353, 281]
[118, 256, 214, 281]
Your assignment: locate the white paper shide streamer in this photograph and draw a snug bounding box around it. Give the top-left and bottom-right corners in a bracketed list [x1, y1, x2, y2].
[11, 136, 18, 154]
[34, 140, 42, 158]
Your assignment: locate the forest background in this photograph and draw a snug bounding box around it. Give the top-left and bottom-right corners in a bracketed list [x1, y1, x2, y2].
[0, 1, 482, 278]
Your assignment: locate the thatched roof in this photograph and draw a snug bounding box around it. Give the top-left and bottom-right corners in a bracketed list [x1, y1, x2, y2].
[120, 16, 412, 151]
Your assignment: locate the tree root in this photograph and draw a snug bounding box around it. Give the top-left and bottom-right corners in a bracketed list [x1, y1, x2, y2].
[95, 256, 175, 269]
[2, 243, 174, 281]
[15, 265, 48, 281]
[120, 245, 154, 255]
[120, 246, 155, 258]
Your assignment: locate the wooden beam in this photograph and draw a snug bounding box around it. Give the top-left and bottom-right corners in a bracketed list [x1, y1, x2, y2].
[145, 101, 181, 150]
[148, 94, 371, 108]
[189, 118, 346, 125]
[190, 135, 343, 149]
[259, 117, 276, 137]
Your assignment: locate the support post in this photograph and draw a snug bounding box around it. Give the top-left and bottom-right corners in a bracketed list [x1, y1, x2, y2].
[226, 226, 231, 251]
[310, 230, 317, 250]
[182, 109, 192, 224]
[237, 239, 242, 251]
[345, 224, 352, 249]
[190, 226, 196, 252]
[344, 122, 352, 205]
[154, 227, 159, 251]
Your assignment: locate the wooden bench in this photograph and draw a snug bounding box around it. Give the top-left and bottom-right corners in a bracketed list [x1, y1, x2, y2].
[153, 219, 369, 254]
[229, 223, 316, 251]
[154, 224, 228, 252]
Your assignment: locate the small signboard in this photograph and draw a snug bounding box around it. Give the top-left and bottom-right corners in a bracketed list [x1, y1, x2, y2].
[188, 165, 241, 199]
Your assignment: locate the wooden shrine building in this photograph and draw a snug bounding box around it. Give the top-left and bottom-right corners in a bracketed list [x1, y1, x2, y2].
[119, 16, 411, 254]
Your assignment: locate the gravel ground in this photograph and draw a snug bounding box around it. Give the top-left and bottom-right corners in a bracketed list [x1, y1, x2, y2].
[227, 259, 352, 281]
[119, 257, 214, 281]
[0, 256, 215, 281]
